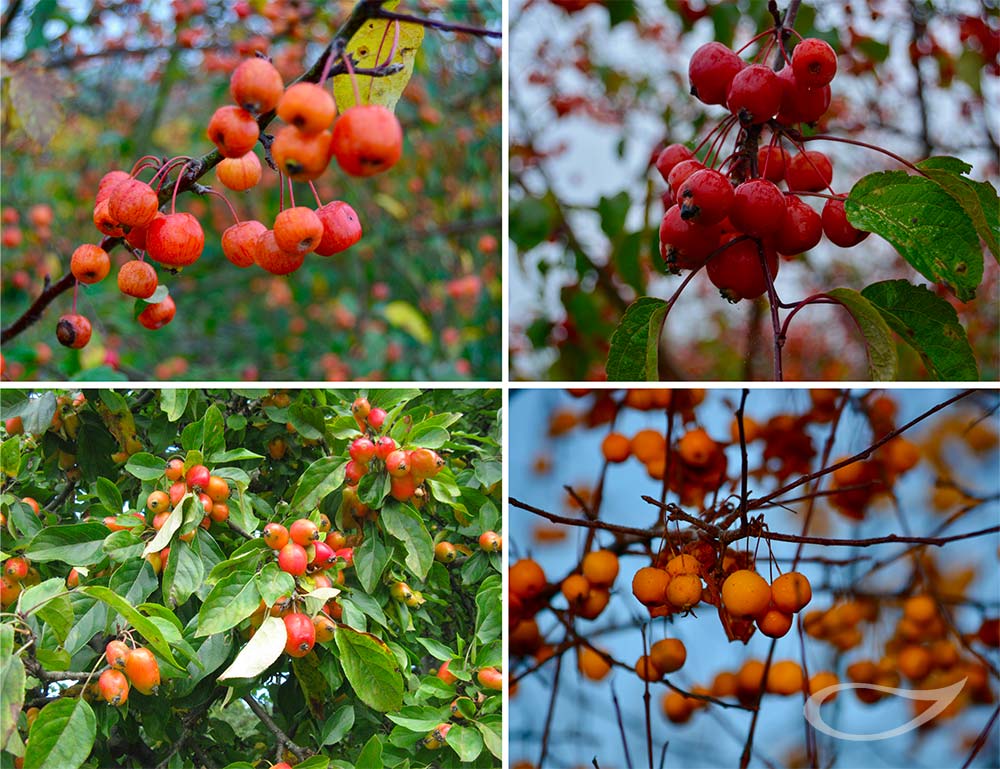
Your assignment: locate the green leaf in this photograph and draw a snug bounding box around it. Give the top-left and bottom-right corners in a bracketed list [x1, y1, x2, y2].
[2, 392, 56, 436]
[380, 501, 433, 581]
[1, 624, 25, 752]
[18, 578, 73, 644]
[827, 288, 899, 381]
[597, 191, 631, 238]
[860, 280, 979, 380]
[124, 452, 165, 480]
[369, 389, 422, 411]
[918, 157, 999, 260]
[473, 459, 502, 488]
[288, 403, 326, 440]
[160, 390, 190, 422]
[256, 563, 296, 607]
[290, 457, 347, 514]
[23, 698, 95, 769]
[358, 470, 390, 508]
[606, 297, 668, 381]
[415, 637, 453, 661]
[162, 537, 204, 609]
[385, 706, 450, 731]
[334, 626, 404, 712]
[141, 496, 189, 556]
[102, 530, 144, 562]
[355, 737, 382, 769]
[846, 171, 983, 301]
[446, 724, 484, 762]
[320, 704, 355, 746]
[615, 231, 645, 294]
[79, 586, 179, 667]
[26, 523, 109, 565]
[477, 716, 502, 759]
[196, 571, 260, 637]
[475, 575, 501, 645]
[354, 531, 389, 594]
[201, 405, 226, 459]
[2, 437, 22, 478]
[510, 195, 556, 251]
[95, 477, 123, 514]
[207, 448, 264, 463]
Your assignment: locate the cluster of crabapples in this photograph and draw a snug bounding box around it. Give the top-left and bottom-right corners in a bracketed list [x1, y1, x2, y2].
[1, 551, 41, 609]
[107, 460, 235, 573]
[428, 660, 502, 751]
[343, 396, 446, 504]
[57, 54, 403, 349]
[656, 33, 869, 302]
[257, 513, 355, 659]
[96, 639, 162, 706]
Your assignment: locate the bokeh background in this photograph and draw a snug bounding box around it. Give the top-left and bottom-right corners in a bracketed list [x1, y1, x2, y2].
[509, 0, 999, 380]
[509, 387, 1000, 768]
[1, 0, 501, 382]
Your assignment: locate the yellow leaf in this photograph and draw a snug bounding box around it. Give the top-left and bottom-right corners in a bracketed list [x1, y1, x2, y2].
[373, 193, 407, 220]
[6, 64, 72, 148]
[333, 10, 424, 112]
[384, 301, 432, 344]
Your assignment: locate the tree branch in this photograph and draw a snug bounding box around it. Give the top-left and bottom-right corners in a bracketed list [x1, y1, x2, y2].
[243, 693, 310, 762]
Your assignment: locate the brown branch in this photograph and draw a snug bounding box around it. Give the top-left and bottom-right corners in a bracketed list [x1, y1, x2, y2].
[376, 8, 501, 38]
[243, 693, 309, 762]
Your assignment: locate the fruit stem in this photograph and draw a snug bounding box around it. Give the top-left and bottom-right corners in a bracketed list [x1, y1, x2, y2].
[368, 20, 400, 102]
[288, 176, 296, 208]
[171, 162, 194, 215]
[204, 189, 241, 224]
[278, 171, 285, 212]
[344, 53, 361, 107]
[72, 281, 78, 313]
[736, 28, 778, 56]
[308, 181, 324, 208]
[794, 133, 930, 177]
[129, 155, 161, 176]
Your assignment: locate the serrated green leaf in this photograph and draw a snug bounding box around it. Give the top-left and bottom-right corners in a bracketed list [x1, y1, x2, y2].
[334, 626, 403, 712]
[606, 297, 668, 381]
[860, 280, 979, 380]
[846, 171, 983, 301]
[826, 288, 899, 381]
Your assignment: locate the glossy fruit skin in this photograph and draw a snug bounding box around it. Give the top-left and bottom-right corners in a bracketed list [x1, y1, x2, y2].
[666, 573, 702, 609]
[721, 569, 772, 617]
[186, 464, 210, 490]
[216, 151, 262, 191]
[272, 125, 333, 181]
[229, 57, 284, 114]
[756, 146, 786, 182]
[678, 168, 734, 225]
[727, 64, 782, 123]
[390, 474, 416, 501]
[105, 639, 131, 670]
[649, 638, 687, 674]
[730, 179, 786, 238]
[313, 613, 336, 643]
[374, 436, 397, 461]
[99, 668, 130, 705]
[478, 531, 502, 552]
[278, 543, 308, 575]
[117, 260, 158, 298]
[659, 204, 720, 271]
[655, 143, 696, 183]
[331, 105, 403, 177]
[218, 220, 264, 268]
[108, 179, 159, 229]
[137, 296, 176, 330]
[477, 666, 502, 690]
[666, 158, 704, 195]
[206, 475, 230, 503]
[774, 195, 822, 256]
[146, 213, 205, 268]
[93, 199, 125, 237]
[56, 313, 92, 349]
[146, 490, 170, 514]
[384, 449, 411, 477]
[289, 518, 320, 546]
[314, 201, 363, 256]
[344, 459, 366, 486]
[434, 541, 457, 563]
[632, 566, 670, 606]
[274, 206, 323, 254]
[775, 66, 831, 125]
[349, 437, 376, 464]
[785, 151, 833, 192]
[688, 42, 745, 105]
[367, 407, 387, 430]
[4, 557, 28, 581]
[310, 540, 334, 569]
[436, 659, 458, 684]
[71, 243, 112, 285]
[410, 448, 445, 479]
[125, 647, 160, 695]
[277, 82, 336, 134]
[756, 607, 794, 638]
[707, 236, 779, 302]
[96, 170, 130, 204]
[283, 612, 316, 657]
[254, 229, 305, 275]
[169, 480, 187, 507]
[165, 458, 184, 481]
[792, 38, 838, 88]
[207, 105, 260, 158]
[771, 571, 813, 613]
[263, 523, 289, 549]
[581, 550, 619, 587]
[822, 195, 869, 247]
